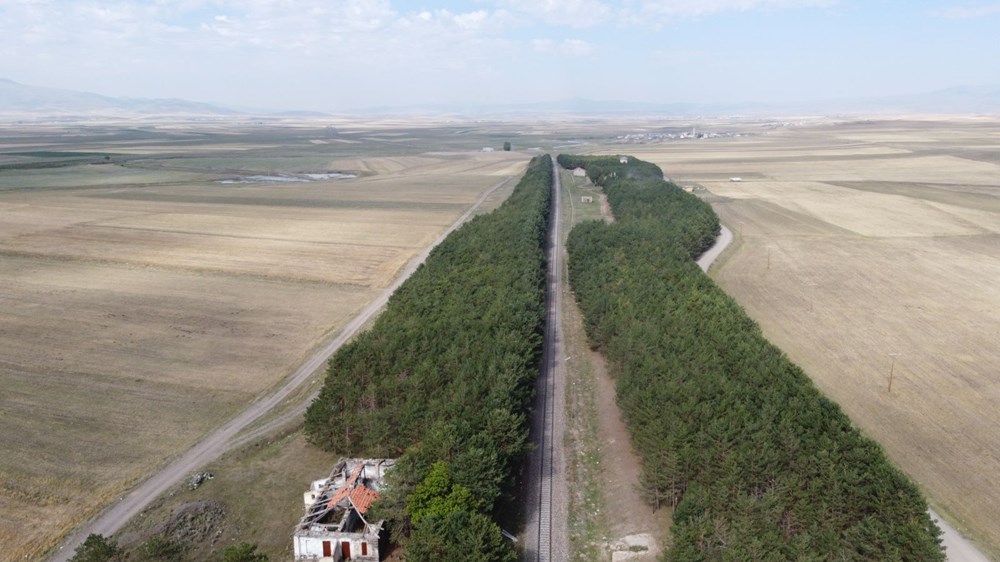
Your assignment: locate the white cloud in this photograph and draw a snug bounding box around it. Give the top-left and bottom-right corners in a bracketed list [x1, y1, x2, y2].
[630, 0, 836, 17]
[531, 38, 555, 51]
[0, 1, 518, 61]
[497, 0, 613, 28]
[496, 0, 834, 27]
[532, 37, 594, 56]
[559, 38, 594, 55]
[931, 3, 1000, 18]
[406, 8, 513, 32]
[0, 1, 532, 108]
[653, 49, 709, 65]
[13, 0, 981, 112]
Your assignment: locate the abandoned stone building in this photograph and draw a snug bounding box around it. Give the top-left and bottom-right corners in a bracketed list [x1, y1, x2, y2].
[293, 458, 394, 561]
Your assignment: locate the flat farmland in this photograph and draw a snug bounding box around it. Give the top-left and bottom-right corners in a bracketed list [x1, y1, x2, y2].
[617, 118, 1000, 556]
[0, 122, 528, 561]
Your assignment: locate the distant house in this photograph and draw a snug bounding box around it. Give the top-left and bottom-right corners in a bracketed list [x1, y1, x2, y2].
[481, 147, 495, 152]
[572, 167, 587, 177]
[682, 186, 695, 193]
[293, 458, 394, 561]
[729, 177, 742, 182]
[619, 156, 629, 164]
[581, 196, 594, 203]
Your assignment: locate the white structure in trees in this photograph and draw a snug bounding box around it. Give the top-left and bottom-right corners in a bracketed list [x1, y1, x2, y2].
[293, 458, 394, 561]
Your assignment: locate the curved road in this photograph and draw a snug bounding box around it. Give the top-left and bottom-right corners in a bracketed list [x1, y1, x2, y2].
[696, 224, 733, 273]
[523, 156, 569, 562]
[49, 175, 516, 562]
[697, 222, 988, 562]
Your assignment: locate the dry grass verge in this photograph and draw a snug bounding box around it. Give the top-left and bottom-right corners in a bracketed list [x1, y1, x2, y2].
[559, 166, 667, 561]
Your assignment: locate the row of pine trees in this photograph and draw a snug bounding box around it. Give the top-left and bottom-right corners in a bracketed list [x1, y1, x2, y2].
[304, 155, 554, 561]
[560, 154, 944, 561]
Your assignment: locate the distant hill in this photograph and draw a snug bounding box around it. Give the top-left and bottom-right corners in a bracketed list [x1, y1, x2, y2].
[357, 86, 1000, 117]
[353, 97, 752, 117]
[0, 78, 241, 116]
[840, 85, 1000, 115]
[3, 77, 998, 119]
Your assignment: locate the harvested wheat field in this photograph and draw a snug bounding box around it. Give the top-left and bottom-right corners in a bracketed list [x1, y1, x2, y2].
[618, 117, 1000, 557]
[0, 122, 527, 561]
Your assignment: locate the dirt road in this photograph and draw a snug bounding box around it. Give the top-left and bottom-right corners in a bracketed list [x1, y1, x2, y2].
[932, 510, 992, 562]
[696, 224, 733, 273]
[522, 156, 569, 562]
[48, 175, 516, 562]
[699, 224, 990, 562]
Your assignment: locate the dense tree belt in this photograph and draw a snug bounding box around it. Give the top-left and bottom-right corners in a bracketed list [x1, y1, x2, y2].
[305, 155, 552, 561]
[560, 154, 943, 561]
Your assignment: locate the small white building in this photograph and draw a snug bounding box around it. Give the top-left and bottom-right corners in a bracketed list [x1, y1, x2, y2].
[572, 167, 587, 177]
[481, 147, 495, 152]
[293, 458, 394, 561]
[729, 177, 742, 182]
[581, 195, 594, 203]
[619, 156, 629, 164]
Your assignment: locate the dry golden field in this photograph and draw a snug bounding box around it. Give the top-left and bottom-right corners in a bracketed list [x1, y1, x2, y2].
[0, 121, 529, 561]
[615, 117, 1000, 557]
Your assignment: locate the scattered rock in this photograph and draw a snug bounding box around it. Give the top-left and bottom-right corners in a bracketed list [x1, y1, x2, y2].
[609, 533, 655, 562]
[189, 471, 214, 490]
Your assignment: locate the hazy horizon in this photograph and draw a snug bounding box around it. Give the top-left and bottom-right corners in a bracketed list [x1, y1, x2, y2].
[1, 1, 998, 112]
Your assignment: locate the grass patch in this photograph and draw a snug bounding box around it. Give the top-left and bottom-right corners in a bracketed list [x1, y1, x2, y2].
[115, 429, 335, 561]
[560, 166, 613, 561]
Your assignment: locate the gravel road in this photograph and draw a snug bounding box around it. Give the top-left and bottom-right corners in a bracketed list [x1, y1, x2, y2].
[696, 224, 733, 273]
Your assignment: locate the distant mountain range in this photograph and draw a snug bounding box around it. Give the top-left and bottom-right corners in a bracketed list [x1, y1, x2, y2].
[2, 78, 999, 118]
[0, 78, 244, 116]
[366, 86, 1000, 117]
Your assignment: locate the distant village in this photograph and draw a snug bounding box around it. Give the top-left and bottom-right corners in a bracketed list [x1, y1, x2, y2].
[615, 121, 804, 144]
[615, 127, 752, 143]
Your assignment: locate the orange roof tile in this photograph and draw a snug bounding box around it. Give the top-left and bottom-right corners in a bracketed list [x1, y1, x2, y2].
[327, 465, 365, 510]
[345, 464, 363, 486]
[327, 486, 348, 509]
[349, 485, 380, 514]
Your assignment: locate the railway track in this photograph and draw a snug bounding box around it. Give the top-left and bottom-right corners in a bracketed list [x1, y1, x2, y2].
[523, 156, 568, 562]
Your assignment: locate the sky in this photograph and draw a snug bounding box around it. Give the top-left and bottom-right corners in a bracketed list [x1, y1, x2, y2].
[0, 0, 998, 111]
